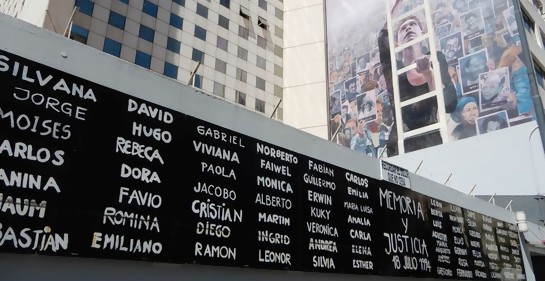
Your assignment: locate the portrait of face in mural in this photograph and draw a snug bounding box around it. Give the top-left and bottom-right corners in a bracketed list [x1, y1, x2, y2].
[459, 49, 488, 93]
[461, 9, 485, 39]
[451, 95, 480, 140]
[479, 67, 511, 111]
[441, 32, 464, 63]
[476, 110, 509, 135]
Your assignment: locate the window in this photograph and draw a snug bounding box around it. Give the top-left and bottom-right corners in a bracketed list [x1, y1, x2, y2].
[164, 62, 178, 79]
[195, 25, 207, 41]
[193, 74, 203, 88]
[236, 68, 247, 82]
[274, 84, 282, 97]
[258, 16, 268, 30]
[119, 0, 129, 4]
[238, 25, 249, 39]
[237, 47, 248, 61]
[213, 82, 225, 97]
[239, 6, 250, 20]
[217, 36, 228, 51]
[218, 15, 229, 29]
[70, 24, 89, 44]
[258, 0, 267, 11]
[275, 7, 283, 20]
[215, 59, 227, 74]
[103, 38, 122, 57]
[143, 0, 158, 17]
[256, 77, 266, 91]
[236, 91, 246, 105]
[219, 0, 229, 9]
[170, 13, 183, 30]
[522, 12, 534, 37]
[192, 48, 204, 62]
[108, 11, 126, 30]
[173, 0, 184, 6]
[255, 98, 265, 113]
[75, 0, 94, 16]
[274, 45, 283, 58]
[167, 37, 181, 53]
[135, 51, 151, 69]
[275, 26, 283, 38]
[139, 24, 155, 42]
[257, 36, 267, 49]
[256, 56, 266, 70]
[196, 3, 208, 18]
[274, 64, 282, 77]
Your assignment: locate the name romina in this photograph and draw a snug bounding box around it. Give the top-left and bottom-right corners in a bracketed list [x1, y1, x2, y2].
[0, 50, 526, 280]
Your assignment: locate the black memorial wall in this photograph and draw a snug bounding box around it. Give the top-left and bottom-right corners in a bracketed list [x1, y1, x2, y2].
[0, 50, 525, 280]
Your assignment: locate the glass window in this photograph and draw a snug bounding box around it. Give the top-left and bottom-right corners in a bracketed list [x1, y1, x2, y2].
[219, 0, 229, 9]
[195, 25, 207, 41]
[75, 0, 94, 16]
[255, 98, 265, 113]
[274, 84, 282, 97]
[237, 47, 248, 61]
[108, 11, 126, 30]
[238, 25, 249, 39]
[256, 77, 266, 91]
[258, 0, 267, 11]
[256, 56, 266, 70]
[192, 48, 204, 62]
[170, 13, 183, 30]
[196, 3, 208, 18]
[167, 37, 181, 53]
[257, 36, 267, 49]
[274, 45, 283, 58]
[274, 64, 283, 77]
[103, 38, 122, 57]
[275, 26, 283, 38]
[236, 91, 246, 105]
[119, 0, 129, 4]
[193, 74, 203, 88]
[70, 24, 89, 44]
[173, 0, 184, 6]
[164, 62, 178, 79]
[143, 0, 158, 17]
[217, 36, 228, 51]
[215, 59, 227, 74]
[239, 6, 250, 20]
[236, 68, 247, 82]
[522, 12, 534, 37]
[218, 15, 229, 29]
[139, 24, 155, 42]
[135, 51, 151, 69]
[213, 82, 225, 97]
[258, 16, 268, 30]
[275, 7, 283, 20]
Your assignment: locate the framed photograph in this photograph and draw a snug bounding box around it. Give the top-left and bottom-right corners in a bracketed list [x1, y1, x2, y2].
[344, 76, 358, 102]
[503, 6, 518, 37]
[479, 67, 511, 111]
[440, 32, 464, 63]
[476, 110, 509, 135]
[329, 90, 342, 118]
[460, 8, 485, 39]
[435, 23, 452, 40]
[458, 48, 488, 94]
[356, 90, 378, 123]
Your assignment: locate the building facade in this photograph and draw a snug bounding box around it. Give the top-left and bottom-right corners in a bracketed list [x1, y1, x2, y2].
[0, 0, 285, 119]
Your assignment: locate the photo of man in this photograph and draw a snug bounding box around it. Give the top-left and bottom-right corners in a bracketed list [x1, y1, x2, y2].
[459, 49, 488, 93]
[440, 32, 464, 64]
[461, 8, 485, 39]
[476, 110, 509, 135]
[344, 77, 359, 101]
[435, 23, 452, 40]
[479, 66, 511, 111]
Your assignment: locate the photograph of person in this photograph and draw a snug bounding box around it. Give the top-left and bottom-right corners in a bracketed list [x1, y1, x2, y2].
[440, 32, 464, 64]
[460, 8, 485, 39]
[476, 110, 509, 135]
[340, 101, 352, 124]
[357, 89, 378, 122]
[478, 67, 511, 111]
[351, 117, 377, 157]
[344, 77, 359, 101]
[459, 49, 488, 94]
[503, 6, 518, 37]
[452, 0, 469, 14]
[435, 23, 452, 40]
[329, 90, 342, 118]
[432, 1, 455, 26]
[356, 53, 370, 73]
[468, 0, 495, 34]
[450, 95, 480, 140]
